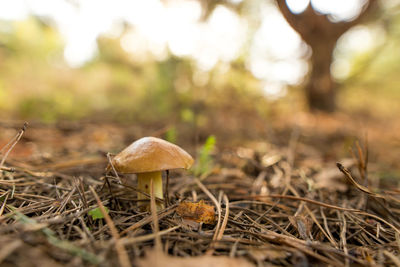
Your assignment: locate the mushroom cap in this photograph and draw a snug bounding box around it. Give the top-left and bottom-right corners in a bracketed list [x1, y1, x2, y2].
[109, 137, 194, 174]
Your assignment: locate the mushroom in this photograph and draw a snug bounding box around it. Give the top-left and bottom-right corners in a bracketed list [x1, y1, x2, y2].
[108, 137, 194, 210]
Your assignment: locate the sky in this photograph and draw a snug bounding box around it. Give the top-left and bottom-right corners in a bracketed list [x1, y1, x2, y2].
[0, 0, 380, 97]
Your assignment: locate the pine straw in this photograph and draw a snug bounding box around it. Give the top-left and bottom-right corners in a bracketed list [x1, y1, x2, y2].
[1, 126, 400, 266]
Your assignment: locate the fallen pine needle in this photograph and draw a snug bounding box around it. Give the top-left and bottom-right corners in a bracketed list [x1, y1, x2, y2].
[89, 186, 131, 267]
[0, 122, 28, 167]
[12, 208, 101, 264]
[120, 225, 181, 246]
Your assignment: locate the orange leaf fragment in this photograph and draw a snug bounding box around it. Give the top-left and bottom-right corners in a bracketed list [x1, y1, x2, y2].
[176, 200, 215, 224]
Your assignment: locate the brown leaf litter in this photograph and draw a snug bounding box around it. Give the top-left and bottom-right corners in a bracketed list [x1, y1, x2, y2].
[1, 122, 400, 266]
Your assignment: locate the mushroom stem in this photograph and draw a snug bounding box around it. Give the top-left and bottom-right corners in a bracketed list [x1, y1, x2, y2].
[137, 171, 164, 210]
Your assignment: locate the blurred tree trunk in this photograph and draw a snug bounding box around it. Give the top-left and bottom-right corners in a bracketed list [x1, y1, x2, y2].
[276, 0, 377, 112]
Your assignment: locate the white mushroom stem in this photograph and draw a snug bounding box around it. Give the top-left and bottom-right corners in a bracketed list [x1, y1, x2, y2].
[137, 171, 164, 210]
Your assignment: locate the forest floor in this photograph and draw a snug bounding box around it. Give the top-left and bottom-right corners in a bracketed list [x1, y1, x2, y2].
[0, 112, 400, 267]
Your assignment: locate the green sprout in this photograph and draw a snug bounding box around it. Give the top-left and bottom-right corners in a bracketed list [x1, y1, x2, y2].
[192, 135, 216, 179]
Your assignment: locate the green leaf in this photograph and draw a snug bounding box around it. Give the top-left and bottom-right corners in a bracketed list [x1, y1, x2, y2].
[165, 126, 177, 143]
[192, 135, 216, 178]
[88, 206, 109, 220]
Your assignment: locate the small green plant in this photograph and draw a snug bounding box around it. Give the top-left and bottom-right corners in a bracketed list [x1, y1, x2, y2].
[165, 126, 177, 143]
[192, 135, 216, 179]
[88, 206, 109, 220]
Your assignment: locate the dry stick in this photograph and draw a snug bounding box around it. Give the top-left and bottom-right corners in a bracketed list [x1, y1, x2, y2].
[89, 186, 131, 267]
[150, 178, 162, 253]
[0, 122, 28, 167]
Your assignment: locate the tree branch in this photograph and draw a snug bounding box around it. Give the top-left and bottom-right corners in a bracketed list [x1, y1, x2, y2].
[332, 0, 378, 37]
[275, 0, 379, 45]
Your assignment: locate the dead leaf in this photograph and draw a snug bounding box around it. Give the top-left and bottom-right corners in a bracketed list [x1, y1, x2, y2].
[176, 200, 215, 224]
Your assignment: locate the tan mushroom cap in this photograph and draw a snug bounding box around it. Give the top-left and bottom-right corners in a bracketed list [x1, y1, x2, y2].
[110, 137, 194, 174]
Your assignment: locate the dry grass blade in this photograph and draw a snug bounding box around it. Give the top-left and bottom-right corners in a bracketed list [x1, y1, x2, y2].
[89, 186, 131, 267]
[207, 194, 230, 255]
[0, 122, 28, 167]
[216, 194, 229, 241]
[336, 163, 379, 197]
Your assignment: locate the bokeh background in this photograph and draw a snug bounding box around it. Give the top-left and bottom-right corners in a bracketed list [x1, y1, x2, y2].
[0, 0, 399, 169]
[1, 0, 399, 117]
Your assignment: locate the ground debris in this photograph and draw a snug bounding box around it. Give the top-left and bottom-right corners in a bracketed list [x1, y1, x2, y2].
[1, 122, 400, 266]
